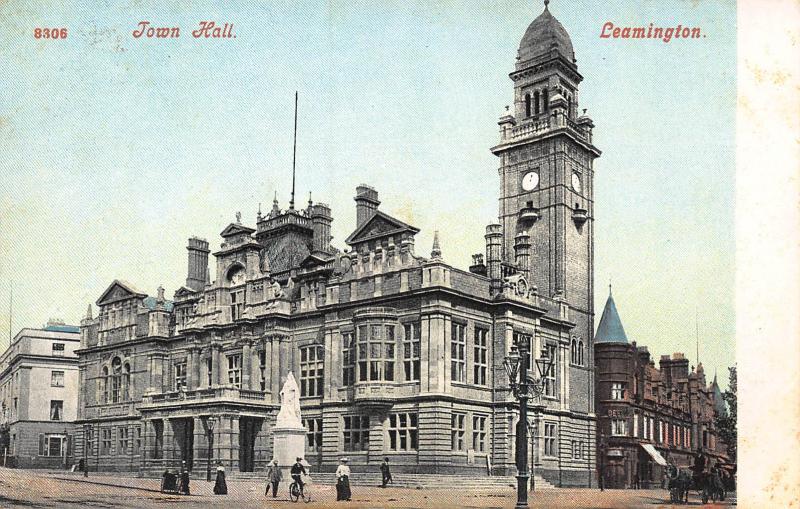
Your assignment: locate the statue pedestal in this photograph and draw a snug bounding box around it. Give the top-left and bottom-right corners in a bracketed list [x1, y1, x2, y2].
[272, 426, 307, 476]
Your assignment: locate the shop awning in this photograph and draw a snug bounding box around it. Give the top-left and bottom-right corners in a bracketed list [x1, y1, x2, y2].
[640, 443, 669, 466]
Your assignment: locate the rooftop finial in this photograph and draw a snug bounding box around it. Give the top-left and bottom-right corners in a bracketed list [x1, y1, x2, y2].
[257, 202, 262, 219]
[290, 91, 298, 210]
[544, 0, 550, 9]
[431, 230, 442, 260]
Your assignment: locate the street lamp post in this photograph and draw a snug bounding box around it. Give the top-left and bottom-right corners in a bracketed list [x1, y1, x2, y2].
[83, 424, 90, 477]
[206, 417, 216, 482]
[504, 337, 554, 509]
[63, 427, 68, 470]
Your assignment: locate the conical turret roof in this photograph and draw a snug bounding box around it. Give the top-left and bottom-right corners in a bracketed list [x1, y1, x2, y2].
[594, 287, 628, 343]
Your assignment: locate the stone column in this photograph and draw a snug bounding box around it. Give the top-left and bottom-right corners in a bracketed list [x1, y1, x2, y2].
[212, 343, 222, 387]
[186, 348, 195, 390]
[163, 419, 175, 463]
[242, 340, 252, 390]
[193, 417, 208, 472]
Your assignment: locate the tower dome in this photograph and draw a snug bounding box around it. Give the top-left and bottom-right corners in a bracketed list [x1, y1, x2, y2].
[517, 1, 575, 65]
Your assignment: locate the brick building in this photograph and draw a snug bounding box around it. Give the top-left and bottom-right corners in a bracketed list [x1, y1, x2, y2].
[75, 2, 601, 486]
[594, 290, 729, 488]
[0, 321, 80, 468]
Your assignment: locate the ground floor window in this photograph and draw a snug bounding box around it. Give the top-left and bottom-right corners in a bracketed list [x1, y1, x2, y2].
[343, 415, 369, 452]
[39, 434, 67, 457]
[101, 428, 112, 455]
[118, 426, 129, 454]
[388, 412, 418, 452]
[544, 423, 557, 457]
[472, 415, 487, 452]
[304, 418, 323, 453]
[611, 419, 628, 437]
[452, 413, 466, 451]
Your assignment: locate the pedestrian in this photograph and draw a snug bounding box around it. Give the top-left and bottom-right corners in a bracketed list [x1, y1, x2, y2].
[598, 467, 604, 491]
[291, 457, 307, 498]
[380, 457, 392, 488]
[213, 460, 227, 495]
[178, 461, 191, 495]
[265, 459, 282, 497]
[336, 457, 352, 501]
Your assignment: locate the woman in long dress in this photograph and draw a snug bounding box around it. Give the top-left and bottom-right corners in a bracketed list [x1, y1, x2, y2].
[213, 461, 228, 495]
[335, 457, 351, 501]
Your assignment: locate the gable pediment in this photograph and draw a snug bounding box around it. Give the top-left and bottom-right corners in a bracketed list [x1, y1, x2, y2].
[345, 211, 420, 246]
[220, 223, 256, 238]
[96, 280, 147, 306]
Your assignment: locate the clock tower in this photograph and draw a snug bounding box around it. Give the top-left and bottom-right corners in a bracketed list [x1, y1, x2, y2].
[491, 0, 600, 331]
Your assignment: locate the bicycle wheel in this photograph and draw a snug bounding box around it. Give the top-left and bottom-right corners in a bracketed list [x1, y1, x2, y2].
[289, 483, 300, 502]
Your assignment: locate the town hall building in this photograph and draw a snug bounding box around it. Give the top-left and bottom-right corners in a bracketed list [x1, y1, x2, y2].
[75, 2, 601, 486]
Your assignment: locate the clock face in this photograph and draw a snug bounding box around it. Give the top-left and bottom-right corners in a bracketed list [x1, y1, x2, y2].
[521, 171, 539, 191]
[571, 172, 582, 193]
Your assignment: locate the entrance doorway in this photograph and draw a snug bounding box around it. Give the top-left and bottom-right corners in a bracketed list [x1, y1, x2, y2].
[239, 417, 262, 472]
[172, 418, 194, 470]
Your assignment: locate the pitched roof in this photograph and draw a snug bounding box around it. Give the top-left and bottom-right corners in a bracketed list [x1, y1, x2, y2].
[594, 290, 628, 343]
[96, 280, 147, 306]
[344, 210, 419, 246]
[220, 223, 256, 238]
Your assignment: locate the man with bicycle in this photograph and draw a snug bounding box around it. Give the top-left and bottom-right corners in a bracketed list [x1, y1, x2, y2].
[291, 457, 307, 498]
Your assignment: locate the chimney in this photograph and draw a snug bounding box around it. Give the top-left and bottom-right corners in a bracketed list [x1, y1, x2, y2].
[186, 237, 210, 291]
[469, 254, 487, 276]
[485, 223, 502, 294]
[354, 185, 380, 228]
[311, 203, 333, 253]
[513, 231, 531, 279]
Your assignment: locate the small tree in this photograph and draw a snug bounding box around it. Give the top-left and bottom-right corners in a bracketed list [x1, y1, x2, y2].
[715, 366, 737, 462]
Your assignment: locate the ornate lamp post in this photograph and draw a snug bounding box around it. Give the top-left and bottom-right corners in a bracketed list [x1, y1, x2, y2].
[83, 424, 90, 477]
[206, 417, 216, 481]
[504, 337, 554, 509]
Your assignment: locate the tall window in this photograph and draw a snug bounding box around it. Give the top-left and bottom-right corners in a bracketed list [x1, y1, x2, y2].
[525, 93, 532, 117]
[227, 355, 241, 388]
[611, 419, 628, 437]
[542, 343, 557, 398]
[52, 343, 65, 357]
[534, 91, 541, 115]
[134, 426, 142, 454]
[118, 426, 129, 454]
[473, 328, 488, 386]
[388, 412, 418, 451]
[578, 341, 584, 365]
[544, 423, 557, 456]
[51, 371, 65, 388]
[513, 332, 533, 371]
[402, 322, 421, 382]
[633, 412, 639, 438]
[343, 415, 369, 452]
[101, 428, 112, 455]
[472, 414, 487, 452]
[300, 345, 324, 397]
[342, 332, 355, 386]
[451, 323, 466, 383]
[543, 88, 549, 112]
[451, 413, 466, 451]
[101, 366, 109, 403]
[111, 357, 122, 402]
[230, 289, 245, 321]
[570, 339, 577, 365]
[356, 324, 395, 382]
[49, 400, 63, 421]
[207, 358, 213, 387]
[611, 382, 625, 400]
[304, 418, 323, 453]
[174, 362, 187, 390]
[123, 362, 131, 400]
[259, 350, 267, 391]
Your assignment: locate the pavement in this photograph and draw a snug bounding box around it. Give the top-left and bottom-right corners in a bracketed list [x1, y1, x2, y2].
[0, 468, 736, 508]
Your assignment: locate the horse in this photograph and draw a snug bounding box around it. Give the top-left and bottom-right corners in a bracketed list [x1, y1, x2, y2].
[667, 465, 691, 504]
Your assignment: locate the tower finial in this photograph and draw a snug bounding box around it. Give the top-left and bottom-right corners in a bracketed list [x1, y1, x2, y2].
[544, 0, 550, 9]
[290, 91, 298, 210]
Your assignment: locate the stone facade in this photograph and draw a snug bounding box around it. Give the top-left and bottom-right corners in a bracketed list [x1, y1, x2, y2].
[0, 321, 81, 468]
[594, 293, 730, 489]
[74, 2, 598, 487]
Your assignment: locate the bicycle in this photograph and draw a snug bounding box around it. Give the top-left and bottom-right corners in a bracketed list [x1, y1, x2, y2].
[289, 476, 312, 503]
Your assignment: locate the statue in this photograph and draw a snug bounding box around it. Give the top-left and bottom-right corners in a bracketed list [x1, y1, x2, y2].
[271, 280, 283, 299]
[275, 372, 302, 428]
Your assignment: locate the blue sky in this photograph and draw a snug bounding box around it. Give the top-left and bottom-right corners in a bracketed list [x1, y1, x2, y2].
[0, 0, 736, 386]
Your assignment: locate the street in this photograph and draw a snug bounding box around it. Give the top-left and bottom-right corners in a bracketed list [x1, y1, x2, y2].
[0, 469, 735, 508]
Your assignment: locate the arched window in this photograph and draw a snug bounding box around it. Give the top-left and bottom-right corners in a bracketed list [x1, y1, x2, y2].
[524, 93, 532, 118]
[543, 88, 549, 112]
[570, 339, 577, 364]
[123, 363, 131, 400]
[534, 91, 540, 115]
[568, 95, 573, 118]
[101, 366, 109, 403]
[578, 341, 584, 366]
[111, 357, 122, 403]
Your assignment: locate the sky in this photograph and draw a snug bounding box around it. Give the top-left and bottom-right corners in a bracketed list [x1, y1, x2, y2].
[0, 0, 736, 387]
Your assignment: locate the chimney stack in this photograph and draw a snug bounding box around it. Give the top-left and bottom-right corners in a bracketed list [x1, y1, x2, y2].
[485, 223, 502, 294]
[311, 203, 333, 253]
[186, 237, 210, 291]
[354, 185, 380, 228]
[514, 231, 531, 279]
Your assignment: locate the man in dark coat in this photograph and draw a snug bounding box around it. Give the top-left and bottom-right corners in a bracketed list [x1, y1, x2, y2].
[380, 457, 392, 488]
[178, 461, 191, 495]
[265, 459, 282, 497]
